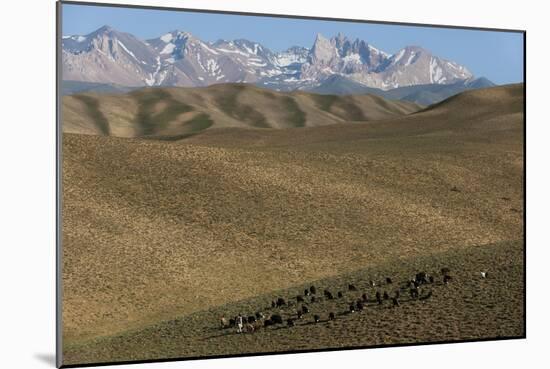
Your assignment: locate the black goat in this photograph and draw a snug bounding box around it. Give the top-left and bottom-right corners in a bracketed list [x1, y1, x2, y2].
[415, 272, 429, 285]
[271, 314, 283, 324]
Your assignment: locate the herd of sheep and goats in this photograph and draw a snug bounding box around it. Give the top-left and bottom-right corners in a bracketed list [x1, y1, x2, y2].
[218, 268, 489, 334]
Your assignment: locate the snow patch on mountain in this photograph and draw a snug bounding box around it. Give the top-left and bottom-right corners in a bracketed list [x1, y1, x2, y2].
[206, 59, 221, 76]
[405, 52, 416, 66]
[200, 43, 219, 55]
[160, 33, 173, 43]
[117, 40, 140, 62]
[160, 43, 175, 55]
[368, 45, 389, 57]
[145, 56, 161, 86]
[249, 60, 267, 67]
[393, 49, 405, 63]
[343, 53, 361, 63]
[217, 48, 249, 56]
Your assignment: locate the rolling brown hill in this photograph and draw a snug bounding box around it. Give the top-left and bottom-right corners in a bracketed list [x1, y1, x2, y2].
[183, 83, 523, 148]
[62, 83, 421, 138]
[61, 84, 524, 365]
[64, 240, 524, 365]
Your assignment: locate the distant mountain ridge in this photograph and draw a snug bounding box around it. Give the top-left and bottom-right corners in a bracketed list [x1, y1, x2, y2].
[306, 75, 496, 105]
[62, 25, 483, 93]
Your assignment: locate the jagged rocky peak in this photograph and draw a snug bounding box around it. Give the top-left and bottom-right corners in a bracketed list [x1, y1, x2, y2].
[333, 32, 348, 49]
[309, 33, 339, 64]
[306, 33, 390, 71]
[96, 24, 113, 33]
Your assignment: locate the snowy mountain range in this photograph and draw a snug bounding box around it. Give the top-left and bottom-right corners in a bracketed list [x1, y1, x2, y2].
[62, 25, 479, 92]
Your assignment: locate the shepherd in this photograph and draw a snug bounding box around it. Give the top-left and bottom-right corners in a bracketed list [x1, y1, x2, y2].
[220, 316, 228, 329]
[236, 314, 244, 333]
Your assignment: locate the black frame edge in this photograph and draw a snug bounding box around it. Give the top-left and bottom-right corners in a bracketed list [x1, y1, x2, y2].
[522, 30, 527, 339]
[56, 1, 64, 367]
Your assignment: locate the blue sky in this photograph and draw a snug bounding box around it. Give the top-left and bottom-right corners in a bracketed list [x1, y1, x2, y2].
[62, 3, 524, 85]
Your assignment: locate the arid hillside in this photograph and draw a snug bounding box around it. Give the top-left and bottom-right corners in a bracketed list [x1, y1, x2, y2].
[64, 240, 524, 365]
[61, 84, 524, 365]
